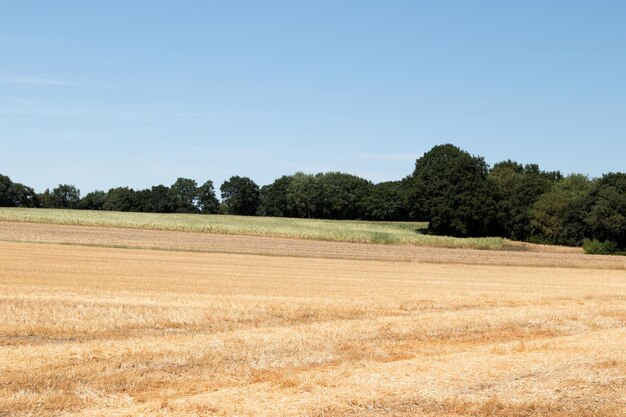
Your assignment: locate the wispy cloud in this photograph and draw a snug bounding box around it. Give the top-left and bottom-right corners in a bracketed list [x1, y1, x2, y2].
[0, 74, 83, 86]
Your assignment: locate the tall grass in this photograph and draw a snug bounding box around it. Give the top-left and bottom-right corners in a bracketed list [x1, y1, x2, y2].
[0, 208, 508, 249]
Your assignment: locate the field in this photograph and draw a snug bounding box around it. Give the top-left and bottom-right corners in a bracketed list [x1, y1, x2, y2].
[1, 219, 625, 416]
[0, 208, 508, 249]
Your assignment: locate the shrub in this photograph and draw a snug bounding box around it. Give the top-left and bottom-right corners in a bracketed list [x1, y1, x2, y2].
[582, 239, 621, 255]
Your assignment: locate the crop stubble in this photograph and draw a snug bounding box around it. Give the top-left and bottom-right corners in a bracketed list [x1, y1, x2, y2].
[0, 222, 625, 416]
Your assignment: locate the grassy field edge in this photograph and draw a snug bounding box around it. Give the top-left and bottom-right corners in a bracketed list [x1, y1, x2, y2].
[0, 207, 509, 250]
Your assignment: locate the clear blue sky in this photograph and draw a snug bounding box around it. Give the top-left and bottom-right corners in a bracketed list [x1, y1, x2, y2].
[1, 1, 625, 194]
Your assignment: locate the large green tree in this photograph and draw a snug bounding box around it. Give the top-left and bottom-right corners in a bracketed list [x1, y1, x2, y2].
[0, 175, 40, 207]
[365, 180, 411, 221]
[79, 190, 108, 210]
[259, 175, 295, 217]
[197, 180, 219, 214]
[489, 161, 561, 240]
[0, 174, 14, 206]
[220, 176, 260, 216]
[10, 183, 39, 207]
[43, 184, 81, 209]
[409, 144, 497, 237]
[102, 187, 138, 212]
[585, 173, 626, 248]
[315, 172, 373, 220]
[530, 174, 591, 246]
[285, 172, 319, 218]
[170, 178, 199, 213]
[141, 185, 177, 213]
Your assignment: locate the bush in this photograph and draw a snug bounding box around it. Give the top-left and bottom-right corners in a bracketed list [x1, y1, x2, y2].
[582, 239, 621, 255]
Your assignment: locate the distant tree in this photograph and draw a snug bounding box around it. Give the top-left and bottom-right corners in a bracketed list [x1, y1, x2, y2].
[365, 180, 410, 221]
[0, 175, 40, 207]
[585, 173, 626, 248]
[138, 185, 176, 213]
[408, 144, 497, 237]
[0, 174, 14, 206]
[530, 174, 592, 245]
[315, 172, 373, 220]
[220, 176, 260, 215]
[79, 190, 107, 210]
[11, 183, 40, 207]
[102, 187, 138, 212]
[197, 180, 219, 214]
[285, 172, 319, 218]
[44, 184, 81, 209]
[489, 161, 561, 240]
[170, 178, 199, 213]
[259, 175, 295, 217]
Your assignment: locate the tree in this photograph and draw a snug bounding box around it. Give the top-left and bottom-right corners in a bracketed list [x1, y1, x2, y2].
[102, 187, 138, 212]
[220, 176, 260, 216]
[408, 144, 497, 237]
[259, 175, 294, 217]
[0, 174, 14, 206]
[285, 172, 319, 218]
[197, 180, 219, 214]
[44, 184, 81, 209]
[315, 172, 373, 220]
[585, 173, 626, 248]
[365, 180, 410, 221]
[11, 183, 40, 207]
[530, 174, 591, 245]
[79, 190, 107, 210]
[0, 175, 40, 207]
[140, 185, 177, 213]
[170, 178, 199, 213]
[489, 161, 561, 240]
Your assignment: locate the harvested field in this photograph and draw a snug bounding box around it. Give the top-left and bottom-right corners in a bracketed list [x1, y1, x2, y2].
[3, 222, 624, 270]
[0, 223, 625, 416]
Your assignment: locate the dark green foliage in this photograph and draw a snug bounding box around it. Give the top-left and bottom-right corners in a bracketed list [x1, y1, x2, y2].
[79, 190, 108, 210]
[585, 173, 626, 248]
[10, 183, 39, 207]
[0, 174, 40, 207]
[170, 178, 199, 213]
[365, 180, 410, 221]
[582, 239, 621, 255]
[259, 175, 294, 217]
[530, 174, 591, 246]
[43, 184, 81, 209]
[141, 185, 177, 213]
[197, 180, 219, 214]
[409, 144, 497, 237]
[0, 174, 15, 206]
[102, 187, 139, 212]
[285, 172, 319, 218]
[220, 176, 260, 216]
[262, 172, 384, 220]
[315, 172, 373, 220]
[489, 161, 561, 241]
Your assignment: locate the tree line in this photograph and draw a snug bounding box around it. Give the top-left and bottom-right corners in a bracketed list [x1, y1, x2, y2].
[1, 144, 625, 253]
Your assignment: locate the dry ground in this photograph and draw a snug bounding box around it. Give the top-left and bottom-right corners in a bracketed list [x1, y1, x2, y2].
[0, 223, 625, 416]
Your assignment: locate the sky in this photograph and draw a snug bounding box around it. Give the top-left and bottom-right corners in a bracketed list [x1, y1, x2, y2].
[1, 1, 625, 194]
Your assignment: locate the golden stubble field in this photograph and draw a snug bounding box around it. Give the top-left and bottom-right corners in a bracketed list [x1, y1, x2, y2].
[0, 223, 625, 416]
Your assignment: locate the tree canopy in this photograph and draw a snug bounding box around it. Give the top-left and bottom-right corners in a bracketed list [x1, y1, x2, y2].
[220, 176, 260, 216]
[409, 144, 496, 237]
